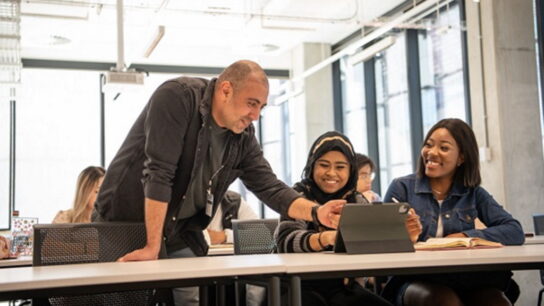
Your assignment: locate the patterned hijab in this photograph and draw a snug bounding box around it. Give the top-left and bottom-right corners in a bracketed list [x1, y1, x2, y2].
[294, 131, 360, 205]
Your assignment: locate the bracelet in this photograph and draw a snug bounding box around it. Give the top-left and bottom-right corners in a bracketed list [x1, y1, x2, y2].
[317, 231, 326, 249]
[311, 205, 323, 227]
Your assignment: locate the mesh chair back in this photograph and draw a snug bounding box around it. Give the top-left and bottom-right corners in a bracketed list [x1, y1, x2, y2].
[534, 214, 544, 286]
[232, 219, 278, 255]
[534, 214, 544, 236]
[33, 222, 151, 305]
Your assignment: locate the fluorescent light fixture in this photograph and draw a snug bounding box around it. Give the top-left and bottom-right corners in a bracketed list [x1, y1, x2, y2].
[287, 0, 442, 86]
[348, 36, 396, 66]
[143, 25, 165, 58]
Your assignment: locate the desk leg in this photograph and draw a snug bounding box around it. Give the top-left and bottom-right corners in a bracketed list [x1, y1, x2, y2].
[199, 285, 208, 306]
[217, 283, 226, 306]
[290, 276, 301, 306]
[267, 276, 281, 306]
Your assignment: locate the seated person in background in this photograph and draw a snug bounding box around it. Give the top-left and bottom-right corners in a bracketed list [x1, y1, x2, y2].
[204, 190, 258, 245]
[0, 236, 10, 259]
[275, 131, 421, 306]
[204, 190, 264, 306]
[381, 118, 524, 306]
[355, 153, 381, 202]
[53, 166, 105, 223]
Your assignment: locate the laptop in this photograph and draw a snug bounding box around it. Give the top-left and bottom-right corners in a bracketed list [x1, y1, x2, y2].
[333, 203, 415, 254]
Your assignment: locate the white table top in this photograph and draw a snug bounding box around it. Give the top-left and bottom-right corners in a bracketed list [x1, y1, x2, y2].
[0, 254, 284, 293]
[0, 256, 32, 268]
[1, 244, 543, 299]
[524, 235, 544, 244]
[278, 244, 544, 275]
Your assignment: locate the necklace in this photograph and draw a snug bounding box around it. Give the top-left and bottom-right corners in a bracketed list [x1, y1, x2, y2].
[432, 188, 443, 195]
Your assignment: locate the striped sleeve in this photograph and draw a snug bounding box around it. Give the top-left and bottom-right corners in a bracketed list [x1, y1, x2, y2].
[274, 219, 318, 253]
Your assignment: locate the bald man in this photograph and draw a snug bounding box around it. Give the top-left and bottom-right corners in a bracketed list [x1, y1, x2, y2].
[93, 60, 344, 305]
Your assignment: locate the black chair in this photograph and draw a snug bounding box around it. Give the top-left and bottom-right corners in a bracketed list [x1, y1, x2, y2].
[232, 219, 279, 306]
[232, 219, 279, 255]
[33, 222, 168, 306]
[534, 214, 544, 306]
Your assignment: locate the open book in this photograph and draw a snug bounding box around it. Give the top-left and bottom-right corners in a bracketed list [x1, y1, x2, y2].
[414, 237, 503, 251]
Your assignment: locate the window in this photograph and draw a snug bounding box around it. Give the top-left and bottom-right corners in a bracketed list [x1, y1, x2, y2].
[375, 33, 413, 192]
[418, 3, 467, 134]
[16, 69, 101, 223]
[341, 60, 369, 154]
[337, 1, 470, 194]
[534, 0, 544, 155]
[0, 96, 10, 229]
[257, 79, 290, 218]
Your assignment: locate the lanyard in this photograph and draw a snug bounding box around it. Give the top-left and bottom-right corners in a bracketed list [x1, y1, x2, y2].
[205, 164, 224, 217]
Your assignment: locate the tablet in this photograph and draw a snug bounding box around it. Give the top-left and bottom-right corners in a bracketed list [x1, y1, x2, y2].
[333, 203, 415, 254]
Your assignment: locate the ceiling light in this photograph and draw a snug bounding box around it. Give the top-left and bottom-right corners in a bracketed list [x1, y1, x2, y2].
[48, 35, 71, 45]
[348, 36, 396, 66]
[248, 43, 280, 53]
[143, 25, 165, 58]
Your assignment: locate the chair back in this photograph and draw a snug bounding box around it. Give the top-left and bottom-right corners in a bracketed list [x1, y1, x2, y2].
[534, 214, 544, 287]
[232, 219, 278, 255]
[534, 214, 544, 236]
[33, 222, 151, 305]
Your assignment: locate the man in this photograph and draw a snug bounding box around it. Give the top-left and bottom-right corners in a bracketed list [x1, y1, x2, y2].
[93, 60, 343, 305]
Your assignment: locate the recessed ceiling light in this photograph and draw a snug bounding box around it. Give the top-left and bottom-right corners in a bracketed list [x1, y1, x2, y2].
[48, 35, 71, 45]
[248, 43, 280, 53]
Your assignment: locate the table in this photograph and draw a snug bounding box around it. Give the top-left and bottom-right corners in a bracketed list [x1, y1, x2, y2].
[1, 245, 543, 306]
[0, 254, 285, 306]
[280, 245, 544, 306]
[525, 235, 544, 244]
[0, 256, 32, 268]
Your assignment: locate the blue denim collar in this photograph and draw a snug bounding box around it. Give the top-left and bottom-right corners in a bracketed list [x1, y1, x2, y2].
[414, 175, 469, 197]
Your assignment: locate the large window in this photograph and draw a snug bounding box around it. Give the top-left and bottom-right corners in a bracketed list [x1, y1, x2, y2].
[16, 69, 101, 224]
[0, 96, 10, 229]
[7, 67, 292, 225]
[337, 1, 469, 194]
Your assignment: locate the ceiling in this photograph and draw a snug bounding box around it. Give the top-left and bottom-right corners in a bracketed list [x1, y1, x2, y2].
[19, 0, 408, 70]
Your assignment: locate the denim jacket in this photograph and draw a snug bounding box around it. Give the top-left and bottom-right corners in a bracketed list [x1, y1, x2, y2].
[384, 174, 524, 245]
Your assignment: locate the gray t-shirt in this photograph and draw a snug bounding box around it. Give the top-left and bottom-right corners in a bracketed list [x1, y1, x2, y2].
[178, 117, 229, 219]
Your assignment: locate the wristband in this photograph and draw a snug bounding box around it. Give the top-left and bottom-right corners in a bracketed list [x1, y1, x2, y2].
[311, 205, 323, 227]
[317, 231, 326, 249]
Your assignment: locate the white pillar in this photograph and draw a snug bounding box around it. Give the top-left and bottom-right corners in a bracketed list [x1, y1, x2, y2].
[289, 43, 335, 176]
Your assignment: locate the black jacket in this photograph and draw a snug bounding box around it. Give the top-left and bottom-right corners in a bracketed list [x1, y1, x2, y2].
[94, 77, 299, 256]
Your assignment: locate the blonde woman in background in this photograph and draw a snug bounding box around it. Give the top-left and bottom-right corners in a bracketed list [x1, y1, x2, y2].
[53, 166, 105, 223]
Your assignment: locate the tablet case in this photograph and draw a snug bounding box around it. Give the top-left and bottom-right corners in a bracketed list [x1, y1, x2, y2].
[334, 203, 415, 254]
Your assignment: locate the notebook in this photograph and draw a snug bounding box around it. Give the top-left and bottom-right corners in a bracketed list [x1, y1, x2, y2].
[333, 203, 415, 254]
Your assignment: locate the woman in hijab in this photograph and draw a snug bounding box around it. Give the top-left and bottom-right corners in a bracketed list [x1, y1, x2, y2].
[275, 131, 415, 306]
